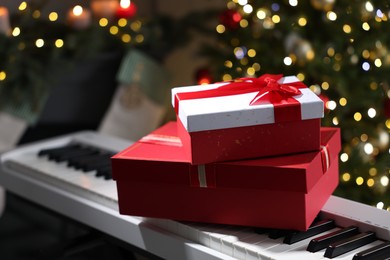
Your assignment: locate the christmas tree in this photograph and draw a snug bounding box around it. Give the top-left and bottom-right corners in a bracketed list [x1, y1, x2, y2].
[199, 0, 390, 210]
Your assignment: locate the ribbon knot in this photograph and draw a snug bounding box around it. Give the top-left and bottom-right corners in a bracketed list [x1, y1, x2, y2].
[248, 75, 303, 105]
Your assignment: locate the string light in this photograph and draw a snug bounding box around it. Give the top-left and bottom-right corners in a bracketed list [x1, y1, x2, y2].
[377, 202, 384, 209]
[326, 11, 337, 21]
[367, 108, 376, 118]
[356, 177, 364, 185]
[374, 59, 382, 67]
[35, 39, 44, 48]
[240, 19, 248, 28]
[381, 176, 389, 186]
[130, 21, 142, 31]
[224, 60, 233, 68]
[365, 1, 374, 12]
[343, 24, 352, 34]
[12, 27, 21, 37]
[362, 62, 370, 71]
[99, 18, 108, 27]
[283, 57, 292, 66]
[0, 71, 6, 81]
[339, 98, 347, 106]
[362, 22, 370, 31]
[118, 18, 127, 27]
[340, 153, 349, 162]
[369, 168, 377, 176]
[326, 100, 337, 110]
[72, 5, 83, 16]
[55, 39, 64, 48]
[367, 178, 375, 187]
[256, 9, 267, 20]
[289, 0, 298, 7]
[342, 172, 351, 182]
[32, 10, 40, 19]
[364, 143, 374, 154]
[135, 34, 144, 43]
[121, 34, 131, 43]
[48, 12, 58, 22]
[109, 26, 119, 35]
[18, 2, 27, 11]
[298, 17, 307, 26]
[243, 4, 253, 14]
[321, 82, 329, 90]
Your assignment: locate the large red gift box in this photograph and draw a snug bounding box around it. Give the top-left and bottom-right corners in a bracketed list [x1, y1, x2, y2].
[112, 121, 341, 231]
[172, 74, 324, 164]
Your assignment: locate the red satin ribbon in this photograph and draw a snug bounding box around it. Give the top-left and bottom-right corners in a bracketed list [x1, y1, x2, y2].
[174, 74, 305, 115]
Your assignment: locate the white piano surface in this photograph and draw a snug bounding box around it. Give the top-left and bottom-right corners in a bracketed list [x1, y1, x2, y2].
[1, 131, 389, 260]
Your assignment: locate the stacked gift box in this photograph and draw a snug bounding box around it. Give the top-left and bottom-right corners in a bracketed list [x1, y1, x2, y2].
[111, 74, 341, 231]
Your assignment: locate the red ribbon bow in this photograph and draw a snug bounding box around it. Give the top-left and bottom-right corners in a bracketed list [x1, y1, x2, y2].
[222, 74, 303, 105]
[174, 74, 305, 114]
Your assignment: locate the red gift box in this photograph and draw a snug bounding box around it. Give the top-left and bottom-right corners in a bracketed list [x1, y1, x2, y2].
[112, 122, 341, 231]
[171, 74, 324, 164]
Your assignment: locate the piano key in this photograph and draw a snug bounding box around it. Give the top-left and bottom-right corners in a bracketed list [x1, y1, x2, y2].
[67, 153, 112, 169]
[283, 219, 336, 244]
[49, 148, 98, 162]
[276, 239, 384, 260]
[95, 165, 112, 179]
[37, 144, 80, 157]
[80, 160, 111, 172]
[352, 241, 390, 260]
[324, 231, 377, 258]
[248, 227, 339, 259]
[307, 226, 360, 252]
[268, 229, 292, 239]
[5, 151, 118, 209]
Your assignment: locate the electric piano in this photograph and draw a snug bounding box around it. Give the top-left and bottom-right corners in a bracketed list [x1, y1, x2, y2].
[1, 131, 390, 260]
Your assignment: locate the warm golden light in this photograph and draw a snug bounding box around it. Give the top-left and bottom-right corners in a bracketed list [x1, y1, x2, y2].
[356, 177, 364, 185]
[19, 2, 27, 11]
[342, 172, 351, 182]
[0, 71, 6, 81]
[12, 27, 21, 37]
[73, 6, 84, 16]
[216, 24, 226, 34]
[35, 39, 44, 48]
[49, 12, 58, 21]
[120, 0, 131, 9]
[55, 39, 64, 48]
[298, 17, 307, 26]
[99, 18, 108, 27]
[121, 34, 131, 43]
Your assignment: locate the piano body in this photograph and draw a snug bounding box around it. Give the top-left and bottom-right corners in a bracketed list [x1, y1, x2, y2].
[0, 131, 389, 260]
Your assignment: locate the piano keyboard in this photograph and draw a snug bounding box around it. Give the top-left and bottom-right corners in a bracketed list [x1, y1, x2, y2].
[1, 131, 390, 260]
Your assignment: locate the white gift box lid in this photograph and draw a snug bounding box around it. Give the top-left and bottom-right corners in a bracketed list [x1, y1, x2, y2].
[172, 76, 324, 132]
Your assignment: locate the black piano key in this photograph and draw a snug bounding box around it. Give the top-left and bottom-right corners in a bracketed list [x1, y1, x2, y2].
[68, 153, 112, 169]
[353, 241, 390, 260]
[50, 148, 98, 162]
[254, 227, 273, 235]
[283, 219, 336, 244]
[38, 144, 80, 157]
[268, 229, 292, 239]
[307, 226, 360, 252]
[324, 231, 377, 258]
[96, 166, 112, 179]
[79, 160, 111, 172]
